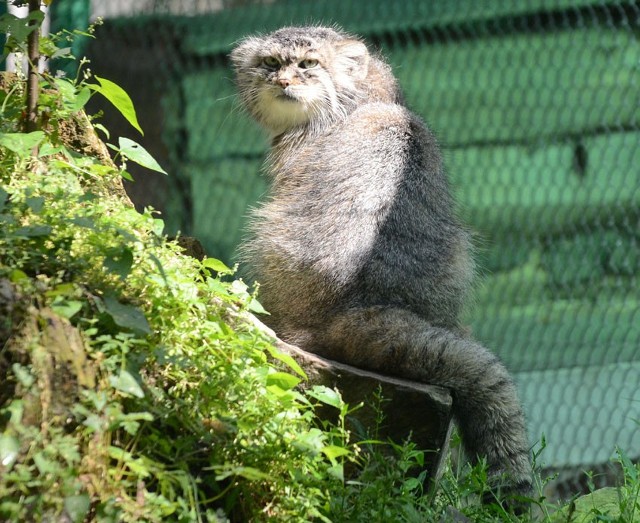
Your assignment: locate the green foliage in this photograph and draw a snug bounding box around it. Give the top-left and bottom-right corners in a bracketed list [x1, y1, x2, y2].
[0, 146, 351, 520]
[0, 112, 365, 519]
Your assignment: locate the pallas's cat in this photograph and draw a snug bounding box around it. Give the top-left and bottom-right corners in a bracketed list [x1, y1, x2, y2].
[231, 26, 532, 503]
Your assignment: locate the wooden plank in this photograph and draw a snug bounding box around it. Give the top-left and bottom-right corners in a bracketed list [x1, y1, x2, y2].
[471, 265, 640, 371]
[391, 28, 639, 144]
[176, 0, 636, 57]
[188, 158, 266, 263]
[515, 361, 640, 466]
[447, 131, 640, 237]
[181, 71, 267, 157]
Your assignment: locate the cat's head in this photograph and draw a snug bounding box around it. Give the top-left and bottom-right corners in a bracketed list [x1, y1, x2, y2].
[230, 26, 372, 135]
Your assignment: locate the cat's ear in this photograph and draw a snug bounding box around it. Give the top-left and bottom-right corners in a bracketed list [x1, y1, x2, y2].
[334, 40, 369, 81]
[230, 37, 261, 68]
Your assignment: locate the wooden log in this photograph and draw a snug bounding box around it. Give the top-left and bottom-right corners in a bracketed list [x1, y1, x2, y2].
[247, 314, 454, 482]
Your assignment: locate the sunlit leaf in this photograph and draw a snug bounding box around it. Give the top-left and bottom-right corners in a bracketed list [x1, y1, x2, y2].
[247, 297, 269, 314]
[264, 344, 307, 379]
[0, 434, 19, 468]
[118, 137, 167, 174]
[90, 76, 143, 135]
[202, 257, 232, 274]
[102, 295, 151, 335]
[215, 465, 270, 481]
[9, 269, 28, 283]
[109, 369, 145, 398]
[0, 131, 45, 157]
[266, 371, 301, 391]
[51, 299, 83, 319]
[306, 386, 343, 409]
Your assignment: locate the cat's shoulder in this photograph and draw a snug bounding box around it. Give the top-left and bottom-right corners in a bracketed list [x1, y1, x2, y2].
[344, 102, 433, 144]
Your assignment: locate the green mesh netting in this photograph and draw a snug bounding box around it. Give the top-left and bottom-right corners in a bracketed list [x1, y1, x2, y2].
[62, 0, 639, 472]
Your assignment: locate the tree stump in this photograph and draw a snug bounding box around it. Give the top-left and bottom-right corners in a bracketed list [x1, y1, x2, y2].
[248, 315, 454, 484]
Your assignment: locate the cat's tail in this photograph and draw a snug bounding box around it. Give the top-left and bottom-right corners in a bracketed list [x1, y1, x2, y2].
[315, 306, 532, 498]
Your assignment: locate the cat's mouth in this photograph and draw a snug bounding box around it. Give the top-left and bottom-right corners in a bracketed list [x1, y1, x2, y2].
[275, 88, 300, 102]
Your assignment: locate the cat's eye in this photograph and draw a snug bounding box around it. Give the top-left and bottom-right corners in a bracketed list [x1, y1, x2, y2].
[299, 59, 319, 69]
[262, 56, 280, 68]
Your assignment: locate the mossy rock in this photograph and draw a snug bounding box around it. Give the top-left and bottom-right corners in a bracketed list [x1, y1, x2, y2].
[551, 487, 640, 522]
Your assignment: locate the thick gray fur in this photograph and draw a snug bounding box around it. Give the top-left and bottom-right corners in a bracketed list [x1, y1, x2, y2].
[230, 26, 532, 498]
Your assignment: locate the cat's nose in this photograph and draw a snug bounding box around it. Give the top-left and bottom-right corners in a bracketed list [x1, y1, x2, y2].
[276, 77, 291, 88]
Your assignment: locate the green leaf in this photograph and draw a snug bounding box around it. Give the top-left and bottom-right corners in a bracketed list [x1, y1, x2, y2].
[110, 369, 145, 398]
[52, 78, 76, 107]
[102, 295, 151, 335]
[0, 131, 45, 157]
[93, 123, 110, 139]
[306, 386, 344, 410]
[322, 445, 350, 465]
[119, 411, 154, 435]
[71, 216, 95, 229]
[25, 196, 44, 213]
[51, 46, 72, 60]
[120, 170, 135, 182]
[264, 344, 307, 379]
[0, 434, 20, 469]
[9, 269, 28, 283]
[292, 428, 325, 455]
[207, 278, 231, 297]
[0, 187, 8, 213]
[47, 285, 77, 302]
[69, 86, 91, 112]
[90, 76, 143, 135]
[38, 142, 67, 158]
[266, 371, 301, 391]
[550, 488, 622, 522]
[14, 224, 52, 237]
[215, 465, 269, 482]
[327, 463, 344, 481]
[33, 451, 59, 474]
[247, 297, 269, 314]
[11, 363, 34, 388]
[51, 299, 83, 319]
[64, 495, 90, 523]
[402, 477, 422, 492]
[118, 137, 167, 174]
[104, 246, 133, 280]
[151, 218, 165, 237]
[202, 257, 232, 274]
[229, 279, 249, 296]
[0, 12, 44, 47]
[82, 414, 103, 433]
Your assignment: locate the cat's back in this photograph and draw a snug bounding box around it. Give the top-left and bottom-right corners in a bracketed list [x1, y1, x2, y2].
[251, 99, 472, 322]
[267, 99, 451, 224]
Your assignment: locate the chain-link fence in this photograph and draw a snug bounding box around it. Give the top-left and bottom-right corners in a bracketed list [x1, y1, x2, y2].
[48, 0, 640, 483]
